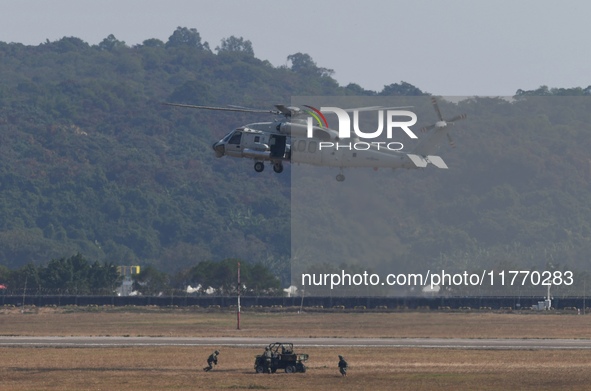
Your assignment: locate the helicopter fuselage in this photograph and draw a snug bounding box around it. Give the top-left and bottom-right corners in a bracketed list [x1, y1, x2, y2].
[166, 99, 464, 182]
[211, 121, 440, 180]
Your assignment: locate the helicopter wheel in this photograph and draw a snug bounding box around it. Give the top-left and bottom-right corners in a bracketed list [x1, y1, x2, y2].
[336, 173, 345, 182]
[273, 162, 284, 174]
[254, 162, 265, 173]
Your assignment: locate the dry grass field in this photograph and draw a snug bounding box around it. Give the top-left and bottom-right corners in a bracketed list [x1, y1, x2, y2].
[3, 346, 591, 391]
[2, 307, 591, 390]
[2, 306, 591, 338]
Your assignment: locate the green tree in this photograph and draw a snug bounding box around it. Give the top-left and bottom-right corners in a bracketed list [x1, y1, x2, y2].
[287, 53, 334, 77]
[379, 81, 426, 96]
[8, 264, 41, 294]
[33, 254, 120, 294]
[98, 34, 127, 51]
[132, 265, 170, 295]
[166, 27, 210, 50]
[47, 37, 90, 53]
[141, 38, 164, 48]
[88, 261, 121, 294]
[40, 257, 75, 292]
[169, 80, 213, 105]
[248, 263, 281, 294]
[184, 259, 280, 295]
[216, 36, 254, 56]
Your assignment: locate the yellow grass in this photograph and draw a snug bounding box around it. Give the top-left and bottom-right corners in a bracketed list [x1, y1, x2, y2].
[1, 307, 591, 339]
[2, 307, 591, 390]
[2, 346, 591, 391]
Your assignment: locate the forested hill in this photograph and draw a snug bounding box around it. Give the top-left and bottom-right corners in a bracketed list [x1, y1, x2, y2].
[1, 27, 591, 292]
[0, 27, 422, 276]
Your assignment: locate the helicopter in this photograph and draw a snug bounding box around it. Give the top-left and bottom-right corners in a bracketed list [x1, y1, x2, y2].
[163, 98, 466, 181]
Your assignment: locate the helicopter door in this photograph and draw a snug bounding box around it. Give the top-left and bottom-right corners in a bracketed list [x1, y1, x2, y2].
[269, 134, 287, 159]
[226, 130, 243, 157]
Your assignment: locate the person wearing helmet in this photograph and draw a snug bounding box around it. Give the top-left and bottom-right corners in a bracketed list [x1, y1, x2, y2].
[203, 350, 219, 372]
[263, 346, 273, 374]
[338, 355, 348, 377]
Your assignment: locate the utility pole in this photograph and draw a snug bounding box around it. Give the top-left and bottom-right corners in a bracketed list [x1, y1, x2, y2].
[22, 276, 27, 313]
[237, 261, 241, 330]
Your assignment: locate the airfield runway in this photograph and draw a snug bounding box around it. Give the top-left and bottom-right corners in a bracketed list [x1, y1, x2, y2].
[0, 336, 590, 350]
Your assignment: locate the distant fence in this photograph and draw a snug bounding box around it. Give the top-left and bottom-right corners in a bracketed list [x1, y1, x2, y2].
[0, 295, 589, 310]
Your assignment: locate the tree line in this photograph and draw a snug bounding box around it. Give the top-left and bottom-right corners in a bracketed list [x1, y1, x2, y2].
[0, 254, 281, 296]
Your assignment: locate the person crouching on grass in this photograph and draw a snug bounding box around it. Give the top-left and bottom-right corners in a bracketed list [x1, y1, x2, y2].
[203, 350, 219, 372]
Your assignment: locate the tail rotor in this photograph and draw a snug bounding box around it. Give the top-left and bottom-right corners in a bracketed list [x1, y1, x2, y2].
[420, 97, 467, 148]
[412, 97, 467, 156]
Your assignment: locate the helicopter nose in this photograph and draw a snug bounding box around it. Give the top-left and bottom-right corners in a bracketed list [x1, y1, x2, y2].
[212, 141, 225, 158]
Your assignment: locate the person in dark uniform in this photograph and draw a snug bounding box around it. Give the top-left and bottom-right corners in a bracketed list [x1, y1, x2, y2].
[203, 350, 219, 372]
[263, 346, 273, 374]
[338, 355, 348, 377]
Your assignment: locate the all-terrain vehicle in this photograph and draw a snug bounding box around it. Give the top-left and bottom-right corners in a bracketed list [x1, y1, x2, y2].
[254, 342, 308, 374]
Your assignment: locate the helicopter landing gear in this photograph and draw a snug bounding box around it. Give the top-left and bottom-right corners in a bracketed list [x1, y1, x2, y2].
[273, 162, 284, 174]
[254, 161, 265, 172]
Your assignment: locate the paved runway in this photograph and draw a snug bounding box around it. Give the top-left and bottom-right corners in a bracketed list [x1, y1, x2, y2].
[1, 336, 590, 349]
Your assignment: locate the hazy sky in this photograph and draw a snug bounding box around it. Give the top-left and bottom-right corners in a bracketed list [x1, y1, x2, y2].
[1, 0, 588, 96]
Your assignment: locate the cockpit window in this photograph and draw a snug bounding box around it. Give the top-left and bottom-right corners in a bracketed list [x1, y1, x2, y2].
[228, 132, 242, 145]
[223, 128, 244, 143]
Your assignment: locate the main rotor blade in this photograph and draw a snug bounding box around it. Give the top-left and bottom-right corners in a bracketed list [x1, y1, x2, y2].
[447, 133, 456, 148]
[163, 102, 277, 114]
[274, 104, 298, 116]
[431, 97, 444, 122]
[320, 105, 413, 113]
[446, 114, 467, 123]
